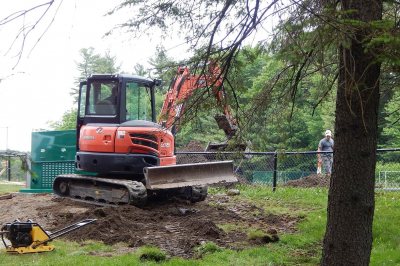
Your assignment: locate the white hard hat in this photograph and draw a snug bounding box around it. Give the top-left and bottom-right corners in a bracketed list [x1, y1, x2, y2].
[325, 130, 332, 136]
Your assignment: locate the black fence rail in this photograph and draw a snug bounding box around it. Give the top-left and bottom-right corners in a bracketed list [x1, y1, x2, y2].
[176, 148, 400, 190]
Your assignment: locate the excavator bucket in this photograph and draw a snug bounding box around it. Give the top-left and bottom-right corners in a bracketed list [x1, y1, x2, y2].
[215, 114, 237, 137]
[144, 161, 237, 190]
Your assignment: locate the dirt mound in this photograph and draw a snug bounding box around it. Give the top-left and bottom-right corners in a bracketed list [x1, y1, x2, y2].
[177, 141, 209, 164]
[285, 174, 330, 188]
[45, 200, 234, 257]
[1, 193, 299, 258]
[178, 141, 205, 152]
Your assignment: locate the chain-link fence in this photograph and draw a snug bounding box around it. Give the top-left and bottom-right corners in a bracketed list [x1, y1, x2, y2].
[177, 151, 276, 184]
[0, 152, 28, 183]
[176, 148, 400, 190]
[16, 148, 400, 191]
[376, 149, 400, 190]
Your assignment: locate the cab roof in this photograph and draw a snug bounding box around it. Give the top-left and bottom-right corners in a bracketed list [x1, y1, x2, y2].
[88, 73, 157, 85]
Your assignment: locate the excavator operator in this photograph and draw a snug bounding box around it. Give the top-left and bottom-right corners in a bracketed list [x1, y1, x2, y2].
[94, 84, 118, 115]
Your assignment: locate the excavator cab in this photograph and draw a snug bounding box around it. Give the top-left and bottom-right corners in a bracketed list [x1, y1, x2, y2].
[77, 74, 157, 132]
[74, 74, 174, 177]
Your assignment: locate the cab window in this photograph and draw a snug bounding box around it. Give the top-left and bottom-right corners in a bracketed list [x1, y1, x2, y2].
[87, 80, 118, 116]
[126, 81, 152, 121]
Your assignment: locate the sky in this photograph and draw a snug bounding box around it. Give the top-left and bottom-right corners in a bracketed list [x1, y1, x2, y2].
[0, 0, 187, 152]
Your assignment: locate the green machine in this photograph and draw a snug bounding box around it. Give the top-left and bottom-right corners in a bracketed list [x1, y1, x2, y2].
[21, 130, 76, 193]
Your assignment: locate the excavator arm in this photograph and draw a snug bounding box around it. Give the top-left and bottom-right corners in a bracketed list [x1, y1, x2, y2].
[158, 63, 238, 139]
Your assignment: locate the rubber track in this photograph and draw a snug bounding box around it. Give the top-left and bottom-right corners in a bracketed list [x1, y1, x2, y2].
[53, 174, 147, 206]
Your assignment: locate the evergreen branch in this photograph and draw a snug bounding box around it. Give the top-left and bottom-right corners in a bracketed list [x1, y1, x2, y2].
[312, 71, 339, 115]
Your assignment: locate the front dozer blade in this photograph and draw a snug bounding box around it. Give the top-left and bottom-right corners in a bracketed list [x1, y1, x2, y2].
[144, 161, 237, 190]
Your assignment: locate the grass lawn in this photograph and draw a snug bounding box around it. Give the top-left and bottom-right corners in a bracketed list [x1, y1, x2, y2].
[0, 183, 24, 195]
[0, 184, 398, 265]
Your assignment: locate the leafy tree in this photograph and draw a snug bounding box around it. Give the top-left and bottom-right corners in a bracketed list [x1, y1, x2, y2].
[75, 48, 120, 78]
[378, 71, 400, 147]
[47, 109, 77, 130]
[71, 47, 120, 103]
[148, 45, 177, 86]
[227, 47, 334, 151]
[381, 89, 400, 147]
[133, 63, 148, 76]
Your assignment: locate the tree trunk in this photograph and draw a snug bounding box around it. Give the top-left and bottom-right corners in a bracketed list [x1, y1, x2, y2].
[321, 1, 382, 265]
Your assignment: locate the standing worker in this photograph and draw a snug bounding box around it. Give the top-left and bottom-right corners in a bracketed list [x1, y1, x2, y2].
[318, 130, 334, 177]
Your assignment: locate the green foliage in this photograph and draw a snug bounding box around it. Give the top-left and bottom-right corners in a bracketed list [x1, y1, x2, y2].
[71, 47, 120, 103]
[133, 63, 148, 76]
[375, 162, 400, 173]
[247, 229, 268, 240]
[0, 183, 23, 194]
[48, 109, 77, 130]
[195, 242, 222, 257]
[148, 45, 177, 87]
[0, 152, 30, 182]
[137, 246, 167, 262]
[149, 47, 181, 124]
[381, 89, 400, 147]
[175, 111, 226, 148]
[226, 48, 335, 151]
[76, 48, 120, 79]
[8, 158, 26, 181]
[366, 4, 400, 69]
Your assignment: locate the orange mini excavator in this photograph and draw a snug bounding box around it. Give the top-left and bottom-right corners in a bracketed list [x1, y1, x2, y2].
[53, 64, 237, 206]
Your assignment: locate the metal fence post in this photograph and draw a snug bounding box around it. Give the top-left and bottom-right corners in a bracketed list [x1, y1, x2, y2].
[7, 158, 11, 181]
[273, 151, 278, 192]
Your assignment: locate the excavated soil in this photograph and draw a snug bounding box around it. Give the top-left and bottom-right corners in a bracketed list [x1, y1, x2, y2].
[0, 192, 299, 258]
[177, 140, 206, 152]
[176, 140, 208, 164]
[285, 174, 330, 188]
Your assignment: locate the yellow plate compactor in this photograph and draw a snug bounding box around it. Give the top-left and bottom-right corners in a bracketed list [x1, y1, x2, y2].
[0, 219, 96, 254]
